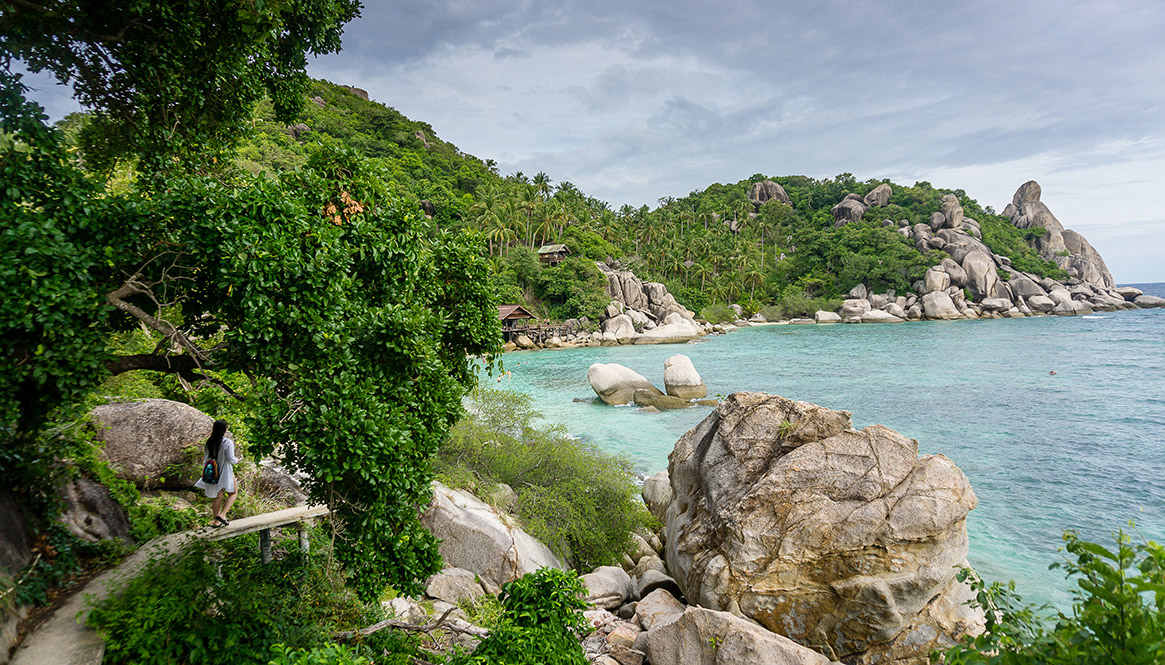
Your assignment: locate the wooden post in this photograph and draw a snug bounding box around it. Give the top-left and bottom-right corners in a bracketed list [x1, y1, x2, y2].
[298, 525, 309, 553]
[259, 528, 272, 564]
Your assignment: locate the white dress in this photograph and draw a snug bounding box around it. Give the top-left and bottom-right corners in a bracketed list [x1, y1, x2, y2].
[194, 437, 239, 498]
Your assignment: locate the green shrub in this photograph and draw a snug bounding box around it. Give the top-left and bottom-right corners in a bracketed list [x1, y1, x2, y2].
[699, 303, 737, 323]
[768, 293, 842, 319]
[453, 568, 589, 665]
[938, 528, 1165, 664]
[268, 643, 371, 665]
[438, 387, 654, 571]
[87, 533, 378, 665]
[759, 305, 785, 321]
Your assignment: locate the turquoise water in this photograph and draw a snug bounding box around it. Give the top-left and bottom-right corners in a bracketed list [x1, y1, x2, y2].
[495, 286, 1165, 609]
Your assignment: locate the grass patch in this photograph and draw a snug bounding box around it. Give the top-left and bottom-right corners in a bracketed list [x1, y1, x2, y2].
[437, 387, 655, 572]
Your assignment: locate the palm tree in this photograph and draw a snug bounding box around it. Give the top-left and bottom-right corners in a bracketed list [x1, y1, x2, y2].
[533, 172, 552, 200]
[519, 185, 541, 248]
[693, 261, 712, 290]
[469, 183, 503, 255]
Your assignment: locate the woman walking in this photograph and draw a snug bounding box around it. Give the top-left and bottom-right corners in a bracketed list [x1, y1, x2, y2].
[194, 419, 240, 527]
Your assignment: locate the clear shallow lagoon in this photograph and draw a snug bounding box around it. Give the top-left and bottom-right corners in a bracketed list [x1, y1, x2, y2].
[495, 283, 1165, 609]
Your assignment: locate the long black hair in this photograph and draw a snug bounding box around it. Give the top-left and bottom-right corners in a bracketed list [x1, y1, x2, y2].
[205, 419, 228, 459]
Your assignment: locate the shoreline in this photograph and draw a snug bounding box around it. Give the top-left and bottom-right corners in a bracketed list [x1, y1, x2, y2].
[502, 299, 1163, 353]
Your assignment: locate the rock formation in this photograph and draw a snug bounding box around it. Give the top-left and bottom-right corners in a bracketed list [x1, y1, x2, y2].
[58, 477, 131, 544]
[643, 605, 839, 665]
[748, 179, 793, 208]
[663, 355, 707, 400]
[662, 392, 982, 663]
[864, 183, 892, 208]
[598, 262, 693, 323]
[1005, 180, 1114, 288]
[588, 363, 664, 406]
[421, 482, 564, 588]
[830, 195, 867, 225]
[830, 181, 1146, 325]
[91, 399, 220, 489]
[0, 491, 32, 577]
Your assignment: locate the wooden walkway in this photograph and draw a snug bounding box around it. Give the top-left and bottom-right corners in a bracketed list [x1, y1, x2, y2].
[10, 505, 329, 665]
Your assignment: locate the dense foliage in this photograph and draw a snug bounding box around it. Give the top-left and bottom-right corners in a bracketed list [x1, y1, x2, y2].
[3, 65, 500, 601]
[87, 534, 415, 665]
[230, 91, 1070, 318]
[940, 529, 1165, 665]
[453, 567, 590, 665]
[1, 0, 360, 173]
[438, 387, 654, 571]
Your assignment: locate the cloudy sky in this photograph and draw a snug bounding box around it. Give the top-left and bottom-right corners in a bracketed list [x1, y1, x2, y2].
[20, 1, 1165, 282]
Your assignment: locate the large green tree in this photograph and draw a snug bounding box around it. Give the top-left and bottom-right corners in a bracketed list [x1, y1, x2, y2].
[2, 0, 502, 599]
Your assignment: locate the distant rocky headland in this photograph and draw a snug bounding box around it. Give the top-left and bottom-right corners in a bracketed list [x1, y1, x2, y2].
[505, 180, 1163, 352]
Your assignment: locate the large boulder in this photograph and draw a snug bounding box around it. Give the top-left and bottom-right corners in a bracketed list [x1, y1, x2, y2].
[940, 257, 969, 287]
[583, 566, 634, 609]
[634, 589, 686, 632]
[747, 179, 792, 207]
[864, 183, 892, 208]
[422, 482, 564, 588]
[1061, 230, 1115, 288]
[602, 313, 637, 343]
[663, 392, 981, 663]
[860, 309, 904, 323]
[941, 196, 964, 229]
[830, 198, 866, 225]
[922, 291, 961, 320]
[641, 471, 674, 521]
[663, 355, 707, 400]
[644, 605, 839, 665]
[1114, 286, 1143, 301]
[1011, 180, 1042, 207]
[1008, 275, 1047, 299]
[589, 363, 663, 406]
[1134, 294, 1165, 308]
[635, 314, 702, 345]
[58, 477, 131, 544]
[634, 390, 694, 410]
[923, 267, 950, 293]
[961, 251, 1000, 299]
[840, 299, 871, 318]
[0, 490, 32, 576]
[426, 567, 486, 604]
[91, 399, 218, 489]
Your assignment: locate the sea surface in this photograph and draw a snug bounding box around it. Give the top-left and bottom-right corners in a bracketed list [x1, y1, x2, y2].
[494, 282, 1165, 609]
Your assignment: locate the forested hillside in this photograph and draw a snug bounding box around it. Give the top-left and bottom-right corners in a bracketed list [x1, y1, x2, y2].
[230, 80, 1065, 321]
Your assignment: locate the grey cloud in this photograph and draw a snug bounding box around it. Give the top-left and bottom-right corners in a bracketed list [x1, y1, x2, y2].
[494, 47, 529, 60]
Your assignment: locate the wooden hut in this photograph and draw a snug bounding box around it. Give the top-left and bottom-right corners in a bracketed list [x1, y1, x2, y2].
[498, 304, 537, 342]
[536, 244, 570, 266]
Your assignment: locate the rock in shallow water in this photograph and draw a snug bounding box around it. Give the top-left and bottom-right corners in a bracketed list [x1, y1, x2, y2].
[589, 363, 663, 406]
[663, 354, 707, 400]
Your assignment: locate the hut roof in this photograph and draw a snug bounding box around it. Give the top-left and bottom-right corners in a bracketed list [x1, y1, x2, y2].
[537, 244, 569, 254]
[497, 304, 536, 320]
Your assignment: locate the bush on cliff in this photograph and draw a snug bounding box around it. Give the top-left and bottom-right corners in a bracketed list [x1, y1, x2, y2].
[437, 387, 654, 571]
[939, 528, 1164, 665]
[87, 534, 397, 665]
[452, 567, 589, 665]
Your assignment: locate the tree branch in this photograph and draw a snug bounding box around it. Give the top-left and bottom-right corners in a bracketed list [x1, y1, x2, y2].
[105, 353, 200, 375]
[334, 607, 489, 641]
[105, 271, 207, 362]
[105, 354, 244, 401]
